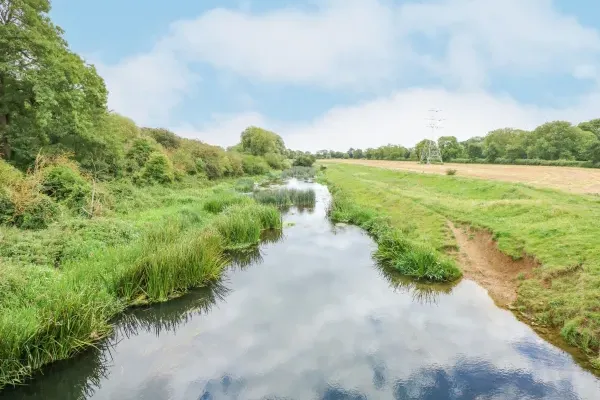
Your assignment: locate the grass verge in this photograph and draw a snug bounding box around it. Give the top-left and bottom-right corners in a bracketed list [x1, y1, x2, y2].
[327, 180, 461, 283]
[322, 162, 600, 369]
[0, 182, 282, 389]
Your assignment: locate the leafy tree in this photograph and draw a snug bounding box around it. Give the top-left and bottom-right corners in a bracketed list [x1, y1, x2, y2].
[586, 140, 600, 164]
[142, 127, 180, 149]
[466, 142, 484, 160]
[527, 121, 595, 160]
[578, 119, 600, 140]
[437, 136, 463, 161]
[486, 142, 501, 162]
[353, 148, 364, 159]
[240, 126, 285, 156]
[415, 139, 436, 161]
[293, 154, 315, 167]
[0, 0, 108, 169]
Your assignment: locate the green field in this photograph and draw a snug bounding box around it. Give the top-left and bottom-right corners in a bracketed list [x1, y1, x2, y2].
[321, 163, 600, 368]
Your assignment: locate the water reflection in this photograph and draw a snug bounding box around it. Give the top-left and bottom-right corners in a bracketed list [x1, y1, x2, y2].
[375, 261, 456, 305]
[4, 180, 600, 400]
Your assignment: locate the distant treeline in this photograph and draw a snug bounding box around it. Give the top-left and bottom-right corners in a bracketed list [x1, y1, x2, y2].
[314, 120, 600, 166]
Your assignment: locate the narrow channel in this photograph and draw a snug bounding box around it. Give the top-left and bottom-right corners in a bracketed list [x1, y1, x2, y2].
[5, 180, 600, 399]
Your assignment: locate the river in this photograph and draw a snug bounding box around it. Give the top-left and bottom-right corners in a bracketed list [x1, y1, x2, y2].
[5, 180, 600, 399]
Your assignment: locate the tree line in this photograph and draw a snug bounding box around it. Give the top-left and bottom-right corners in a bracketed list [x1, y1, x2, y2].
[0, 0, 311, 183]
[315, 120, 600, 166]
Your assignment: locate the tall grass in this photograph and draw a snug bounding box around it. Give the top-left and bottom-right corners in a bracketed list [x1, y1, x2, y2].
[234, 178, 255, 193]
[203, 191, 252, 213]
[281, 166, 316, 180]
[213, 203, 282, 249]
[0, 182, 283, 389]
[253, 188, 316, 208]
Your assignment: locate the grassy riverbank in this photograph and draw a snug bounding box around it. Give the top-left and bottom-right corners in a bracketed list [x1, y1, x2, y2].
[0, 177, 282, 388]
[321, 163, 600, 368]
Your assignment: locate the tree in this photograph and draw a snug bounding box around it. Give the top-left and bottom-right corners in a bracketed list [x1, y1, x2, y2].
[586, 140, 600, 164]
[578, 119, 600, 140]
[353, 148, 364, 159]
[240, 126, 285, 156]
[415, 139, 436, 161]
[486, 142, 501, 162]
[437, 136, 463, 162]
[0, 0, 108, 169]
[466, 142, 483, 160]
[527, 121, 595, 160]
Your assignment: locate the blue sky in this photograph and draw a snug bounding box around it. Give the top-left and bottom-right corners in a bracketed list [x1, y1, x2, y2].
[50, 0, 600, 150]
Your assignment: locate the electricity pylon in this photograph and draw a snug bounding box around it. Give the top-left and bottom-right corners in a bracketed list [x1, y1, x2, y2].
[421, 108, 444, 164]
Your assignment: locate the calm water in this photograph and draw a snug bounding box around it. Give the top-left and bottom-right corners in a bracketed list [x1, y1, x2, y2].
[5, 180, 600, 400]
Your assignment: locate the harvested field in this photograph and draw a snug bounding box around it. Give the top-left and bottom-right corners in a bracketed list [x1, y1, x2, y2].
[322, 159, 600, 195]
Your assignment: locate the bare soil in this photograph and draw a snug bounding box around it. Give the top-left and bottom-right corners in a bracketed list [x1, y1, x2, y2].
[447, 222, 538, 307]
[323, 159, 600, 195]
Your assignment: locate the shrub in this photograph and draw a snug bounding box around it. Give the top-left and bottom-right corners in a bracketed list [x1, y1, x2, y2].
[446, 168, 457, 176]
[126, 137, 158, 171]
[13, 195, 60, 230]
[264, 152, 287, 170]
[42, 164, 91, 208]
[0, 189, 15, 225]
[139, 152, 174, 184]
[293, 154, 316, 167]
[225, 152, 244, 177]
[0, 160, 22, 187]
[142, 127, 180, 149]
[242, 155, 270, 175]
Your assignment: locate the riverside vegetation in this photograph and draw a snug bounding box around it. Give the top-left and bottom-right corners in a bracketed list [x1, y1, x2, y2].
[0, 0, 326, 388]
[320, 163, 600, 369]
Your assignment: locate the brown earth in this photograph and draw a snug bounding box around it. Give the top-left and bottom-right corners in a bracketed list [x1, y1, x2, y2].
[322, 159, 600, 195]
[447, 222, 538, 307]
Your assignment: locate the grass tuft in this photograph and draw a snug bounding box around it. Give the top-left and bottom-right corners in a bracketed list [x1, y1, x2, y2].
[253, 188, 316, 208]
[203, 191, 251, 213]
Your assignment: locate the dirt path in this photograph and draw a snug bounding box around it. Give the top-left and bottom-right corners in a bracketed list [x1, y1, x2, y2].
[322, 159, 600, 195]
[447, 222, 538, 307]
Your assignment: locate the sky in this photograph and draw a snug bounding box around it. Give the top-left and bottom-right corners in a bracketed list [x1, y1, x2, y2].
[50, 0, 600, 151]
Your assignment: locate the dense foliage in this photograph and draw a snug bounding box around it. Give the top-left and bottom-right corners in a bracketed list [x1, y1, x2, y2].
[315, 120, 600, 166]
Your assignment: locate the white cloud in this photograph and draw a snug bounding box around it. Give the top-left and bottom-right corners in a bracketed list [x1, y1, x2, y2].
[172, 87, 600, 152]
[94, 48, 198, 127]
[92, 0, 600, 148]
[167, 0, 399, 89]
[171, 112, 267, 148]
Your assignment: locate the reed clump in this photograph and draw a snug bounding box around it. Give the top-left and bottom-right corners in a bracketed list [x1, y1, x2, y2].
[213, 203, 282, 249]
[281, 166, 316, 180]
[253, 188, 316, 208]
[203, 191, 252, 213]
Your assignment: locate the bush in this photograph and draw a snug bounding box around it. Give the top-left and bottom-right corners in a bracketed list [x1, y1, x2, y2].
[293, 154, 316, 167]
[142, 127, 180, 149]
[14, 195, 60, 230]
[0, 160, 22, 187]
[446, 168, 457, 176]
[241, 155, 270, 175]
[138, 152, 174, 184]
[126, 137, 158, 171]
[0, 189, 15, 225]
[264, 152, 287, 170]
[42, 164, 91, 208]
[225, 152, 244, 177]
